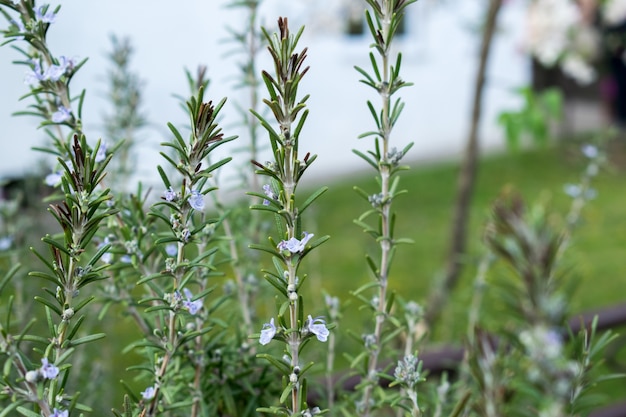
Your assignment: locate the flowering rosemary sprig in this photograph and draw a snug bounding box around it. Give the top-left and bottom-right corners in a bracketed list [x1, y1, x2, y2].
[130, 87, 235, 416]
[1, 0, 88, 157]
[0, 3, 117, 415]
[350, 1, 416, 415]
[250, 17, 329, 416]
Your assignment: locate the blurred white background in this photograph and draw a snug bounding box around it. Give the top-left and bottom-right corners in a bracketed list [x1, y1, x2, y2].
[0, 0, 529, 188]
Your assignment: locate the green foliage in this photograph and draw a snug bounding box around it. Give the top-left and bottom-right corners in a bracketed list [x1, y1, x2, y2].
[498, 87, 563, 149]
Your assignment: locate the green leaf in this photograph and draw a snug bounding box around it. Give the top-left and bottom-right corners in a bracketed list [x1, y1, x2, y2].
[16, 408, 41, 417]
[69, 333, 106, 347]
[300, 186, 328, 214]
[257, 353, 291, 375]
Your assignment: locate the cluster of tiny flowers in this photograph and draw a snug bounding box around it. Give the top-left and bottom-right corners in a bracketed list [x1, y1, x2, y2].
[262, 184, 278, 205]
[394, 354, 423, 389]
[277, 231, 314, 254]
[368, 193, 384, 208]
[24, 56, 76, 86]
[404, 301, 423, 320]
[387, 147, 404, 165]
[520, 325, 579, 398]
[519, 325, 563, 362]
[362, 333, 376, 350]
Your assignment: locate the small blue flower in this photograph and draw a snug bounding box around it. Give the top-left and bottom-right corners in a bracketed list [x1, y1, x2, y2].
[259, 318, 277, 345]
[50, 409, 68, 417]
[43, 64, 65, 81]
[306, 315, 329, 342]
[165, 243, 178, 257]
[52, 106, 71, 123]
[95, 142, 107, 162]
[45, 170, 63, 187]
[0, 236, 13, 251]
[120, 255, 132, 264]
[188, 190, 205, 211]
[35, 5, 56, 23]
[182, 288, 202, 315]
[39, 357, 59, 379]
[262, 184, 277, 205]
[163, 187, 177, 202]
[24, 61, 44, 85]
[581, 144, 598, 159]
[277, 232, 314, 254]
[141, 385, 156, 400]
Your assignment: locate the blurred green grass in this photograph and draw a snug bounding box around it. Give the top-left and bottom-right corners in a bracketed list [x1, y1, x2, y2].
[302, 139, 626, 357]
[299, 139, 626, 401]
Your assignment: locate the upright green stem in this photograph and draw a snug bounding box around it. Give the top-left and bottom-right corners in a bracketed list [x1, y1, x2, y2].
[361, 3, 393, 415]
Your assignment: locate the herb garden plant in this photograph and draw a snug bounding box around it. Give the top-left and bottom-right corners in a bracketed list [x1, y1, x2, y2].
[0, 0, 621, 416]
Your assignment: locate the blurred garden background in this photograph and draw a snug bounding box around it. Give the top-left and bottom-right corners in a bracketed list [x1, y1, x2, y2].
[1, 0, 626, 415]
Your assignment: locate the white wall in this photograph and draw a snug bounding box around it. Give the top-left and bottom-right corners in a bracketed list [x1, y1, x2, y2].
[0, 0, 529, 187]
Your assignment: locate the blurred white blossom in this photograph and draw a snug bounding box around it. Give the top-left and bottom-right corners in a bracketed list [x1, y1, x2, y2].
[525, 0, 598, 85]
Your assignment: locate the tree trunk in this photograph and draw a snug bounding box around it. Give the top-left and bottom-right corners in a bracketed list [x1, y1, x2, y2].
[424, 0, 504, 327]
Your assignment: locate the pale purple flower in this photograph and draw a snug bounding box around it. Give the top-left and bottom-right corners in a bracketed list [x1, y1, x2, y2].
[259, 318, 277, 345]
[95, 142, 107, 162]
[24, 62, 44, 86]
[564, 184, 581, 198]
[57, 56, 77, 72]
[141, 385, 156, 400]
[582, 144, 598, 159]
[120, 255, 132, 263]
[564, 184, 597, 200]
[182, 288, 202, 315]
[100, 252, 112, 264]
[45, 171, 63, 187]
[40, 358, 59, 379]
[306, 315, 329, 342]
[277, 232, 314, 254]
[165, 243, 178, 256]
[35, 5, 56, 23]
[43, 64, 65, 82]
[262, 184, 277, 205]
[50, 409, 68, 417]
[163, 187, 176, 202]
[51, 106, 71, 123]
[188, 190, 205, 211]
[0, 236, 13, 251]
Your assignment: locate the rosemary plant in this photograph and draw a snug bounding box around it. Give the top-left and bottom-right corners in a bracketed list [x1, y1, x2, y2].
[349, 0, 416, 415]
[250, 17, 330, 416]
